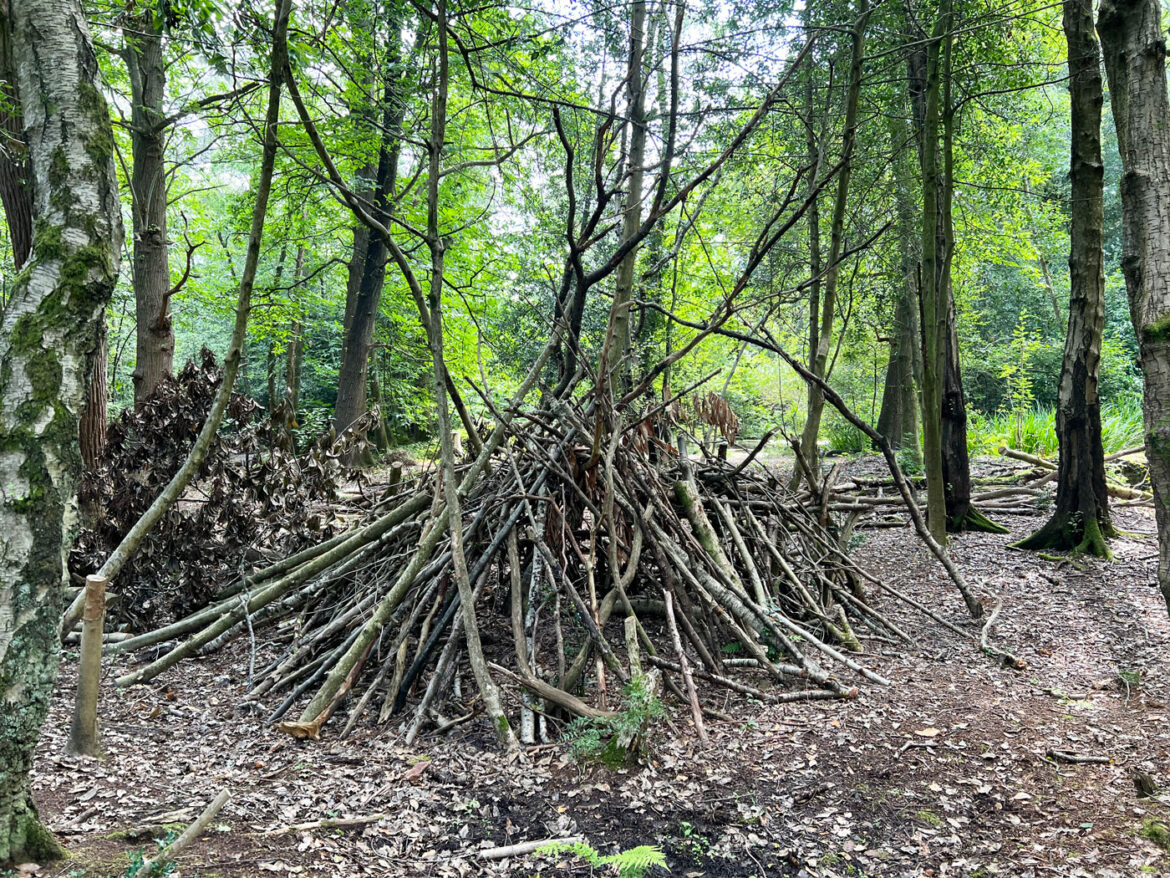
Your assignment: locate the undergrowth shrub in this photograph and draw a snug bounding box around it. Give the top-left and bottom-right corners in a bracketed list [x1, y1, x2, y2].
[967, 394, 1144, 459]
[824, 418, 866, 455]
[564, 675, 666, 768]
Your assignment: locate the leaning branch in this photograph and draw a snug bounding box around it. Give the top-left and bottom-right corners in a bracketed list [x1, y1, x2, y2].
[62, 0, 292, 636]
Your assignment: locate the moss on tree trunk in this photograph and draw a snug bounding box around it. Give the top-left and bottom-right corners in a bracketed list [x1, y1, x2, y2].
[1099, 0, 1170, 609]
[0, 0, 120, 863]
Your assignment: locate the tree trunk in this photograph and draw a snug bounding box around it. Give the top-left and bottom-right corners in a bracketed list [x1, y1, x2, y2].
[1098, 0, 1170, 612]
[0, 11, 30, 270]
[1017, 0, 1113, 556]
[266, 341, 277, 412]
[791, 36, 823, 489]
[793, 0, 870, 489]
[0, 9, 106, 470]
[265, 242, 288, 416]
[877, 113, 921, 455]
[934, 20, 1003, 535]
[878, 277, 921, 453]
[284, 242, 306, 428]
[369, 365, 392, 450]
[334, 224, 388, 433]
[599, 0, 648, 395]
[917, 2, 950, 543]
[343, 227, 371, 346]
[333, 11, 407, 435]
[340, 9, 378, 345]
[125, 11, 174, 404]
[0, 0, 121, 861]
[79, 320, 108, 470]
[939, 285, 983, 527]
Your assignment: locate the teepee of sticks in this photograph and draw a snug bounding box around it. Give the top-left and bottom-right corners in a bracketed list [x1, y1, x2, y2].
[109, 385, 974, 745]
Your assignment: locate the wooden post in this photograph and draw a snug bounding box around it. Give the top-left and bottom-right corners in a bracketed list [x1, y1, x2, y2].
[66, 574, 106, 757]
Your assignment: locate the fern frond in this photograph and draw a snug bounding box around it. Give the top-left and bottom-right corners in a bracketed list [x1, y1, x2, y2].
[599, 843, 668, 877]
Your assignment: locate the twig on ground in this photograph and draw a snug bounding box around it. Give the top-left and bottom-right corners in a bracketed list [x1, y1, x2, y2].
[480, 836, 586, 860]
[262, 814, 388, 835]
[1045, 749, 1110, 765]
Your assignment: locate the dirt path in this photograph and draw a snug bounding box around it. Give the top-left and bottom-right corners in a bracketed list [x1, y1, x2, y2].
[30, 459, 1170, 877]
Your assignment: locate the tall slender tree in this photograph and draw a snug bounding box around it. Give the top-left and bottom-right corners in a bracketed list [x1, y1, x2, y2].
[916, 0, 1004, 538]
[917, 0, 952, 542]
[792, 0, 870, 489]
[333, 4, 409, 434]
[125, 3, 175, 403]
[0, 0, 120, 861]
[1017, 0, 1113, 557]
[599, 0, 649, 394]
[876, 112, 922, 455]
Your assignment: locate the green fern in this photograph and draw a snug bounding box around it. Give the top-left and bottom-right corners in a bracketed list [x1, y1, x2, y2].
[563, 675, 666, 767]
[537, 840, 667, 878]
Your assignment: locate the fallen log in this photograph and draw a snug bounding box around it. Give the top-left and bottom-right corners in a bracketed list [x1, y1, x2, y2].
[999, 446, 1054, 469]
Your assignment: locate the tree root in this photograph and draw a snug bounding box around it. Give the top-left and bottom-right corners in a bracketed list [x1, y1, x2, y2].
[950, 505, 1010, 535]
[1013, 507, 1114, 559]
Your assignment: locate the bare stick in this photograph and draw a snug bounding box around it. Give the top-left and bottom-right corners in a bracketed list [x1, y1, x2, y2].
[645, 655, 774, 701]
[663, 589, 707, 743]
[1046, 749, 1110, 765]
[144, 789, 230, 875]
[979, 597, 1025, 669]
[480, 837, 585, 860]
[262, 814, 388, 836]
[489, 662, 617, 720]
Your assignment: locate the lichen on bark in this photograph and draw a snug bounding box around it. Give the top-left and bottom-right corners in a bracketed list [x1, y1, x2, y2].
[0, 0, 120, 864]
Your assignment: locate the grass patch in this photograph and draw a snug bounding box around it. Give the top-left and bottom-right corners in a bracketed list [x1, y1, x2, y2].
[824, 418, 867, 455]
[968, 396, 1144, 459]
[1140, 818, 1170, 852]
[915, 810, 943, 828]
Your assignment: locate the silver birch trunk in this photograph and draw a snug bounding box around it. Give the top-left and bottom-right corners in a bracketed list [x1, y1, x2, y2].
[0, 0, 121, 862]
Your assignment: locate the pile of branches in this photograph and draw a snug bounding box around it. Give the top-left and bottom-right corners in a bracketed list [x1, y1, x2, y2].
[108, 396, 942, 746]
[807, 444, 1152, 530]
[71, 349, 356, 627]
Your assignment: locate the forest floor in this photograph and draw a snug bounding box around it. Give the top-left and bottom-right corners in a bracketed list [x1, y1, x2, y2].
[27, 454, 1170, 878]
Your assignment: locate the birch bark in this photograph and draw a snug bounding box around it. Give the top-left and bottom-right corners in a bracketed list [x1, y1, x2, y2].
[0, 0, 120, 861]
